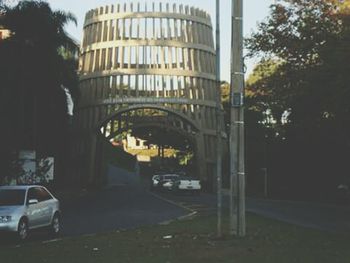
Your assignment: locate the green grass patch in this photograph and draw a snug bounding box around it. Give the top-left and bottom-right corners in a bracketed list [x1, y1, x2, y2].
[1, 213, 349, 263]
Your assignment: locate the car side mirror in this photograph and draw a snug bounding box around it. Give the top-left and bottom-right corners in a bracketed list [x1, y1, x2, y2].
[28, 199, 38, 205]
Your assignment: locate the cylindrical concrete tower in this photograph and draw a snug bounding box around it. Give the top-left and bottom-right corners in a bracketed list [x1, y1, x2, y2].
[76, 2, 221, 187]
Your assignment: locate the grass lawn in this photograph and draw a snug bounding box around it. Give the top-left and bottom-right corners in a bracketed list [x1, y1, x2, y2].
[1, 213, 349, 263]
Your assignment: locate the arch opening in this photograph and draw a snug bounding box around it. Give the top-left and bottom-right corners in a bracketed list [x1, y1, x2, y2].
[99, 107, 198, 180]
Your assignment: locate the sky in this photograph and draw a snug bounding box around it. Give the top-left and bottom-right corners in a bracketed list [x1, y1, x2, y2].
[46, 0, 274, 81]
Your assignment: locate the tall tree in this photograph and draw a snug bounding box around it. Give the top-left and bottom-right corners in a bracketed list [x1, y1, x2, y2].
[0, 1, 79, 183]
[245, 0, 350, 200]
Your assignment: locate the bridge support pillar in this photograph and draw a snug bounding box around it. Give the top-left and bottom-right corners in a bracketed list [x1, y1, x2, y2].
[95, 135, 108, 186]
[195, 132, 207, 187]
[87, 132, 97, 185]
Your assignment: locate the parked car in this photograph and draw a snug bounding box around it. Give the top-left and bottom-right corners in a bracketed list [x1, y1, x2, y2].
[151, 174, 179, 191]
[0, 185, 61, 240]
[171, 176, 201, 194]
[150, 174, 161, 191]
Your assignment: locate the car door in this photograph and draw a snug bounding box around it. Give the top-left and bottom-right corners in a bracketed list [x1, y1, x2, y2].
[36, 187, 54, 225]
[26, 187, 44, 228]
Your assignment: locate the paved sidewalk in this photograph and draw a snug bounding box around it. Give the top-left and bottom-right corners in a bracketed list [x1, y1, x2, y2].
[246, 197, 350, 233]
[224, 189, 350, 233]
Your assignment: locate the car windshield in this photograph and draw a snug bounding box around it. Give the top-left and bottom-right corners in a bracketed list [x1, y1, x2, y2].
[179, 176, 197, 180]
[0, 189, 26, 206]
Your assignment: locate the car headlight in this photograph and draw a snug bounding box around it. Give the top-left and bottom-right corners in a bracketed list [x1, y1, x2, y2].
[0, 216, 12, 223]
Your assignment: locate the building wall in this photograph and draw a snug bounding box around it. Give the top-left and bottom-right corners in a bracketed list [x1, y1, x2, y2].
[125, 134, 148, 150]
[0, 29, 10, 40]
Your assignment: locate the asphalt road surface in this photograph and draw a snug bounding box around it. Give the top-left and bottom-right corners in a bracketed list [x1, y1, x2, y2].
[247, 198, 350, 233]
[60, 184, 187, 237]
[0, 166, 188, 245]
[156, 191, 350, 234]
[2, 164, 349, 246]
[1, 185, 187, 245]
[60, 165, 188, 237]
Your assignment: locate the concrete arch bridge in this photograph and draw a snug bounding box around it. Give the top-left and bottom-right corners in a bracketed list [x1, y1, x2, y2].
[74, 2, 224, 187]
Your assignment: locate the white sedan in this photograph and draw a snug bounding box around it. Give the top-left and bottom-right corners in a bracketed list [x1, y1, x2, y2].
[172, 177, 201, 193]
[0, 185, 61, 240]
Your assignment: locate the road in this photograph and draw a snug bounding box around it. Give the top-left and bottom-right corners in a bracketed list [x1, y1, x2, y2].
[59, 184, 188, 237]
[0, 166, 188, 245]
[61, 164, 350, 235]
[2, 164, 349, 246]
[247, 198, 350, 233]
[156, 191, 350, 234]
[60, 165, 188, 237]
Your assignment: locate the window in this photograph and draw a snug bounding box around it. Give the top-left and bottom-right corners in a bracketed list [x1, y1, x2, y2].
[36, 187, 53, 202]
[27, 188, 38, 202]
[0, 190, 25, 206]
[28, 187, 52, 203]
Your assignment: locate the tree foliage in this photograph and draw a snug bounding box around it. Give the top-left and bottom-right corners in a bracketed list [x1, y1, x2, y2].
[245, 0, 350, 200]
[0, 1, 79, 183]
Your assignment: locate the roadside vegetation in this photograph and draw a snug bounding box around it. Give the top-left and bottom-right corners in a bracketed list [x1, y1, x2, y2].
[0, 1, 79, 185]
[1, 213, 349, 263]
[236, 0, 350, 202]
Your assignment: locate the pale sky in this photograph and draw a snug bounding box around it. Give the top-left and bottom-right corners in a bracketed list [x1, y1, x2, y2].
[46, 0, 273, 81]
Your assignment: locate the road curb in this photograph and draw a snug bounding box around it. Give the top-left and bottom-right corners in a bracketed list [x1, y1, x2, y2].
[147, 191, 198, 225]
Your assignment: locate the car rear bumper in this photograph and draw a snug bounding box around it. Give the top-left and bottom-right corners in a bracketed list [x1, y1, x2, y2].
[178, 186, 201, 190]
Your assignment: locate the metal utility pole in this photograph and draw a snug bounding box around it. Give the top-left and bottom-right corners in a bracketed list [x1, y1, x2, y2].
[229, 0, 245, 237]
[215, 0, 223, 238]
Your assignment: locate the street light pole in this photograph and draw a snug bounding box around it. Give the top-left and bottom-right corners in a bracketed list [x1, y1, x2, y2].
[230, 0, 245, 237]
[215, 0, 223, 238]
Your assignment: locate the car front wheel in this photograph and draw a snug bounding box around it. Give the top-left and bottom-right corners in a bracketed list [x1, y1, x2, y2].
[17, 218, 29, 241]
[50, 213, 61, 236]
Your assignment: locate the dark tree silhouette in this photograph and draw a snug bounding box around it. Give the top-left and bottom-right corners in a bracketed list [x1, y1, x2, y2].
[244, 0, 350, 201]
[0, 1, 79, 185]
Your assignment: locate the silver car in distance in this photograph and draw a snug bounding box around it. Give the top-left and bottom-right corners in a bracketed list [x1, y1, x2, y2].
[0, 185, 61, 240]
